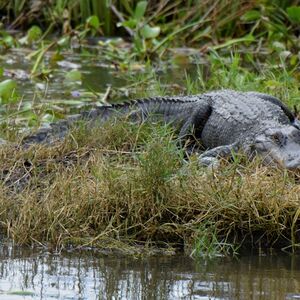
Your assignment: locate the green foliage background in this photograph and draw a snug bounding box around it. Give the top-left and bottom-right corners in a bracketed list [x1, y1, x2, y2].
[2, 0, 300, 44]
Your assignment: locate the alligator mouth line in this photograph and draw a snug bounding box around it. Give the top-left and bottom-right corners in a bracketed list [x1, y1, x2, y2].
[271, 157, 300, 171]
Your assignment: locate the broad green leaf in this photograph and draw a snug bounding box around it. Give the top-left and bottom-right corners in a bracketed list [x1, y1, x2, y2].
[287, 6, 300, 23]
[141, 25, 160, 39]
[64, 70, 82, 82]
[19, 26, 42, 45]
[240, 10, 261, 22]
[134, 1, 147, 20]
[3, 35, 15, 47]
[86, 15, 100, 29]
[0, 79, 17, 104]
[120, 19, 137, 29]
[290, 54, 298, 66]
[27, 25, 42, 42]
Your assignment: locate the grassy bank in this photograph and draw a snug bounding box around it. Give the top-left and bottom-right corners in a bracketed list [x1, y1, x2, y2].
[0, 50, 300, 256]
[1, 1, 300, 257]
[0, 116, 299, 256]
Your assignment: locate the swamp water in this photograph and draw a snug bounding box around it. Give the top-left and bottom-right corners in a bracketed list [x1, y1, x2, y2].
[0, 245, 300, 299]
[1, 47, 300, 299]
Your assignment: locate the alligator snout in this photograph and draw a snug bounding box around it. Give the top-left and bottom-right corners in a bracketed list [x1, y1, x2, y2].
[255, 126, 300, 169]
[281, 154, 300, 170]
[261, 152, 300, 170]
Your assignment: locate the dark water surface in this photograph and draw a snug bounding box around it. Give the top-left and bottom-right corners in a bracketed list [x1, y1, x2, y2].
[0, 245, 300, 299]
[3, 47, 195, 104]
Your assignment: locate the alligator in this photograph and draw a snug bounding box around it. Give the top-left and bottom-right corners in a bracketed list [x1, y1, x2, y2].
[22, 89, 300, 169]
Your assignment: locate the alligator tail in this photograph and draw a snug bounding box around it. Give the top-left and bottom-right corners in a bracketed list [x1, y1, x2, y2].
[21, 96, 200, 145]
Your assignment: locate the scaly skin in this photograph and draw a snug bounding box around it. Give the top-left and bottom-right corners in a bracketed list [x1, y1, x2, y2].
[197, 90, 300, 169]
[22, 95, 211, 144]
[22, 90, 300, 169]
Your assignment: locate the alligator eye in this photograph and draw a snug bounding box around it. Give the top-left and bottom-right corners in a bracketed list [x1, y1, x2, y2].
[271, 132, 283, 144]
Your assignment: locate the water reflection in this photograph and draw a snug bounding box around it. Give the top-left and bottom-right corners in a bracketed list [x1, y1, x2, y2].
[0, 245, 300, 299]
[3, 49, 126, 99]
[2, 47, 201, 106]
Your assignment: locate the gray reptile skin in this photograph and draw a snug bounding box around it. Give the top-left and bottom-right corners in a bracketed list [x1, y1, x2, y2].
[22, 89, 300, 169]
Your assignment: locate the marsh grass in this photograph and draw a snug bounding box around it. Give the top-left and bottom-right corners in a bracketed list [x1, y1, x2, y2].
[2, 0, 296, 51]
[0, 117, 300, 256]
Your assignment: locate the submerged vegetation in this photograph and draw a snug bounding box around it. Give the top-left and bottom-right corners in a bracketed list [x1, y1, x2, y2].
[1, 1, 300, 256]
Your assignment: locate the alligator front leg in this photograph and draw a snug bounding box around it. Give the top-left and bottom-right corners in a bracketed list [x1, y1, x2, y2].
[178, 102, 212, 141]
[198, 143, 239, 167]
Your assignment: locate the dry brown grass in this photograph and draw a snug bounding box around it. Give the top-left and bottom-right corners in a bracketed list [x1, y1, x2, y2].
[0, 119, 300, 255]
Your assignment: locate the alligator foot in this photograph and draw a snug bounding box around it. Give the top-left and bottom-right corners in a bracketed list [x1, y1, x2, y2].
[198, 143, 239, 168]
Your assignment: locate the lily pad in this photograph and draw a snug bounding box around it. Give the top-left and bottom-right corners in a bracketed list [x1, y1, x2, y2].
[86, 15, 100, 30]
[64, 70, 82, 82]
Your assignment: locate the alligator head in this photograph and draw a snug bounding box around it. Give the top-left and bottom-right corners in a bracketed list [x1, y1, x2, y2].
[254, 125, 300, 169]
